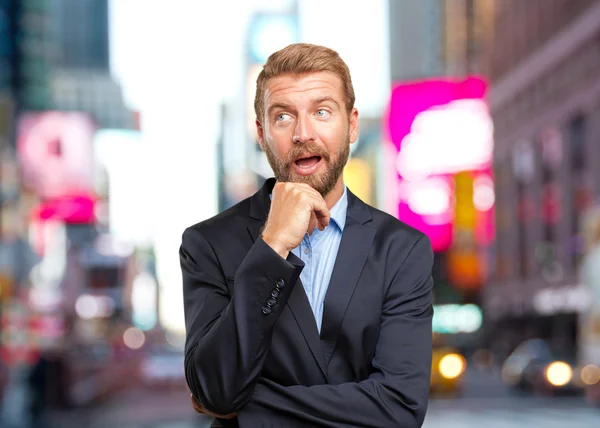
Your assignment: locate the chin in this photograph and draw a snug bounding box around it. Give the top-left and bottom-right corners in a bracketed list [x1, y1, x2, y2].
[302, 179, 333, 197]
[277, 167, 335, 196]
[290, 174, 322, 188]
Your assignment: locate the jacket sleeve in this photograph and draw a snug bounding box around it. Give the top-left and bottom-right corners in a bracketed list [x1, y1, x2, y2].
[180, 227, 304, 415]
[239, 235, 434, 428]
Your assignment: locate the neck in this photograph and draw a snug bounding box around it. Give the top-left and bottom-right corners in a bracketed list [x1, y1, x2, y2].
[323, 177, 345, 209]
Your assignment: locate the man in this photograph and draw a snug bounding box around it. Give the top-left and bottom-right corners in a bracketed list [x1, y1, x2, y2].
[181, 43, 434, 427]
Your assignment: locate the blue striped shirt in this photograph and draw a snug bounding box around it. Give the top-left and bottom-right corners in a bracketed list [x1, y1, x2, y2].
[291, 186, 348, 333]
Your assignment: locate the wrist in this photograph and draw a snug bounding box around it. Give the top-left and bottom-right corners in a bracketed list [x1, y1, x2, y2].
[261, 231, 290, 259]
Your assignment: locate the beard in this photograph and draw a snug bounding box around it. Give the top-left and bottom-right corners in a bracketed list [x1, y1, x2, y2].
[264, 137, 350, 197]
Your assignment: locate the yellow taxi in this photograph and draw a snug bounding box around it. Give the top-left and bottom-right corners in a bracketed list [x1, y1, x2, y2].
[430, 346, 467, 395]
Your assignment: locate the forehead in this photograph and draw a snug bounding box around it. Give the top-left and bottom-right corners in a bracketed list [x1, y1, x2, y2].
[264, 71, 345, 106]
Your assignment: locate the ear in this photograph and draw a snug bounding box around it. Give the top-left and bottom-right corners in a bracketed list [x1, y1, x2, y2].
[349, 108, 359, 145]
[256, 119, 265, 150]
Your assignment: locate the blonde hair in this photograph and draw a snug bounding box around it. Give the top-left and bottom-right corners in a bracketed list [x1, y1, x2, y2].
[254, 43, 355, 122]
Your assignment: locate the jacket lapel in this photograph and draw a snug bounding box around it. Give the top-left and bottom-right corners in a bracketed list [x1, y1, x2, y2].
[247, 220, 264, 245]
[246, 178, 328, 379]
[320, 190, 375, 366]
[286, 278, 328, 378]
[246, 178, 275, 243]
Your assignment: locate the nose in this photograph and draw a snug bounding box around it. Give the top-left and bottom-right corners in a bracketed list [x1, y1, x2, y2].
[293, 112, 316, 144]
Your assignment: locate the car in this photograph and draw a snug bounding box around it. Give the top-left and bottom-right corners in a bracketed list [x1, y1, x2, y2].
[430, 346, 467, 395]
[140, 344, 185, 389]
[585, 378, 600, 407]
[501, 339, 584, 395]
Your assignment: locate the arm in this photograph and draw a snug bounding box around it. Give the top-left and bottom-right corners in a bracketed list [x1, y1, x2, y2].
[181, 227, 304, 415]
[242, 235, 434, 428]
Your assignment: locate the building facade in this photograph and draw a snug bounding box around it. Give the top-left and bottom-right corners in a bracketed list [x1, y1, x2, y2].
[483, 0, 600, 355]
[388, 0, 494, 304]
[389, 0, 445, 81]
[50, 0, 110, 70]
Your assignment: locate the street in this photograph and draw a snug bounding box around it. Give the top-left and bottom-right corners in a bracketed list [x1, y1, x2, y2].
[49, 386, 210, 428]
[424, 367, 599, 427]
[424, 396, 598, 428]
[46, 367, 600, 427]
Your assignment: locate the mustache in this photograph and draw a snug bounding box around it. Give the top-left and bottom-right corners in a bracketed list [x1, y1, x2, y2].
[285, 144, 329, 164]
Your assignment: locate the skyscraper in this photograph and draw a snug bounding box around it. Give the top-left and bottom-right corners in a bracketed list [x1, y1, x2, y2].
[51, 0, 110, 70]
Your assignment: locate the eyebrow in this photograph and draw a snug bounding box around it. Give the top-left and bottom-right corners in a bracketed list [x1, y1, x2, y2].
[266, 96, 342, 117]
[312, 96, 341, 109]
[267, 102, 292, 116]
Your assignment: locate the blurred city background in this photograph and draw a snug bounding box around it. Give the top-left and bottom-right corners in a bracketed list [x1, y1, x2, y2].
[0, 0, 599, 427]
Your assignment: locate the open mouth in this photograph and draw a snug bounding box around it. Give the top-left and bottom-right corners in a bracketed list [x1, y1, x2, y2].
[294, 155, 322, 168]
[292, 154, 323, 176]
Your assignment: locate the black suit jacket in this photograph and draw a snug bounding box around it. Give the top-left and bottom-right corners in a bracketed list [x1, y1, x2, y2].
[181, 178, 434, 428]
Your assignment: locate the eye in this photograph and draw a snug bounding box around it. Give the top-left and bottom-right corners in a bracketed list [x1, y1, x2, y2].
[316, 109, 330, 118]
[276, 113, 291, 122]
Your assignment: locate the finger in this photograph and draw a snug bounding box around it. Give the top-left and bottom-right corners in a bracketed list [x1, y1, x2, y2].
[299, 193, 329, 226]
[293, 185, 330, 228]
[309, 212, 321, 231]
[317, 215, 328, 231]
[308, 196, 330, 228]
[312, 203, 329, 231]
[293, 182, 325, 200]
[311, 211, 327, 231]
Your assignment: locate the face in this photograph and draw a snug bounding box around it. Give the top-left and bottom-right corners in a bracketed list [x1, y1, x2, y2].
[256, 71, 359, 197]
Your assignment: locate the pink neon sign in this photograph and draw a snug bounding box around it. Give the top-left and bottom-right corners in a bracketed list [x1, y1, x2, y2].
[385, 77, 494, 252]
[17, 111, 96, 199]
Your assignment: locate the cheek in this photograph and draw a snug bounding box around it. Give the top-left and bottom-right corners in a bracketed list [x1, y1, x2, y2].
[317, 125, 347, 153]
[266, 135, 292, 159]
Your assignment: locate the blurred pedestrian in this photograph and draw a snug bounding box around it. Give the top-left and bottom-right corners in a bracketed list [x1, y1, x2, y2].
[0, 359, 7, 409]
[26, 338, 69, 428]
[27, 351, 51, 428]
[578, 206, 600, 405]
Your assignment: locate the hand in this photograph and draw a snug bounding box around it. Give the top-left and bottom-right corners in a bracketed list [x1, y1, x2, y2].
[262, 182, 330, 258]
[190, 394, 237, 419]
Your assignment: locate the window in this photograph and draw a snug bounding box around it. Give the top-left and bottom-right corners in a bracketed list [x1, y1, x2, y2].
[516, 178, 529, 279]
[568, 115, 589, 268]
[537, 128, 562, 278]
[513, 141, 536, 279]
[540, 128, 562, 242]
[493, 158, 511, 281]
[56, 0, 109, 69]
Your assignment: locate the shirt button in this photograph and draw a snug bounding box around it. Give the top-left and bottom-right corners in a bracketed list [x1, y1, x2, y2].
[304, 248, 310, 255]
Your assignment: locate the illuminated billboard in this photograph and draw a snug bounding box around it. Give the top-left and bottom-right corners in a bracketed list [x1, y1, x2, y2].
[17, 111, 96, 199]
[385, 77, 494, 253]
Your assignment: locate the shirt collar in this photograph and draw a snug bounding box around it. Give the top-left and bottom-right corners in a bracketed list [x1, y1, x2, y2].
[268, 185, 348, 232]
[329, 185, 348, 232]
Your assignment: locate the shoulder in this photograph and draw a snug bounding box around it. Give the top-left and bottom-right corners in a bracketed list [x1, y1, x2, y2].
[182, 197, 252, 245]
[368, 205, 430, 246]
[358, 203, 434, 273]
